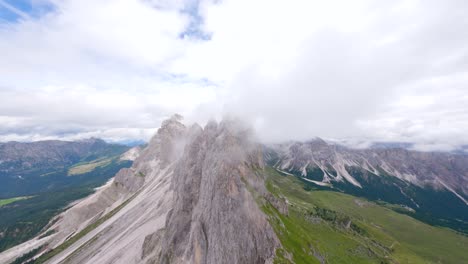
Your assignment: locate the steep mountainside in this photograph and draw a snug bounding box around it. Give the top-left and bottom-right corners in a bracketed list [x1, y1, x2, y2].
[265, 139, 468, 232]
[159, 120, 278, 264]
[0, 115, 279, 264]
[1, 116, 467, 264]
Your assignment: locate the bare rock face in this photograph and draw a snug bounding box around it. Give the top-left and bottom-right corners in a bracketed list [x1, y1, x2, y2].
[159, 119, 279, 264]
[114, 167, 145, 192]
[265, 193, 289, 216]
[0, 115, 279, 264]
[120, 146, 142, 161]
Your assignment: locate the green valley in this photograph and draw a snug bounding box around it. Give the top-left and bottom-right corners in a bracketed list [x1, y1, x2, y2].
[0, 156, 132, 253]
[262, 167, 468, 264]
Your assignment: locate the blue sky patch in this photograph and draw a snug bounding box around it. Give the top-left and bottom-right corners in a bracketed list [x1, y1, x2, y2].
[0, 0, 54, 23]
[178, 0, 211, 40]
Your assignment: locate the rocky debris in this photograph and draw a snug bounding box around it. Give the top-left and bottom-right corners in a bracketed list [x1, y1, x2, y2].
[114, 168, 145, 192]
[0, 116, 188, 264]
[311, 246, 327, 264]
[354, 199, 369, 208]
[264, 193, 289, 216]
[142, 229, 165, 261]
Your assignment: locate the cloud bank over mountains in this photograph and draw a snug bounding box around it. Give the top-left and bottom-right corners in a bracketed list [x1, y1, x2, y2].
[0, 0, 467, 150]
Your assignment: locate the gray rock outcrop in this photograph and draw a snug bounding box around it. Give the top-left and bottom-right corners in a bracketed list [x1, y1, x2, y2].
[159, 119, 279, 264]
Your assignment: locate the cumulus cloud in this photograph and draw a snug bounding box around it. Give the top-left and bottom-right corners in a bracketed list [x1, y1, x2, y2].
[0, 0, 467, 149]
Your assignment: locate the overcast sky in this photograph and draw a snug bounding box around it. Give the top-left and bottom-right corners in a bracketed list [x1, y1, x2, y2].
[1, 0, 467, 150]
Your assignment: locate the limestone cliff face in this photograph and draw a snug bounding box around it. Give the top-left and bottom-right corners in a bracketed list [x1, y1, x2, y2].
[159, 119, 278, 264]
[0, 115, 279, 264]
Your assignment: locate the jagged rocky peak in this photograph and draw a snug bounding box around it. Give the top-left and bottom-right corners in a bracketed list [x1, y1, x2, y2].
[137, 116, 280, 263]
[158, 114, 185, 136]
[0, 115, 281, 264]
[153, 114, 187, 145]
[156, 117, 279, 263]
[134, 114, 187, 169]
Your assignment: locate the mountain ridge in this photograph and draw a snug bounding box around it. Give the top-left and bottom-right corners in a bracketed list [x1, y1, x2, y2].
[266, 138, 468, 199]
[265, 138, 468, 233]
[0, 115, 280, 264]
[1, 116, 467, 264]
[0, 138, 130, 198]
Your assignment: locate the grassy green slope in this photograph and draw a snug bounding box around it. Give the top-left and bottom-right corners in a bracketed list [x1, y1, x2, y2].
[0, 196, 31, 207]
[262, 167, 468, 264]
[67, 158, 113, 176]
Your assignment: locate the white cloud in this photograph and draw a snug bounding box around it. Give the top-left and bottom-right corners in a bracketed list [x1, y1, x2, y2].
[0, 0, 467, 150]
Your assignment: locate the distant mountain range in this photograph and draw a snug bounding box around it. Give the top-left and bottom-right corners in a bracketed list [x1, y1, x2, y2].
[0, 138, 131, 198]
[266, 138, 468, 198]
[0, 138, 127, 174]
[265, 138, 468, 232]
[0, 117, 466, 263]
